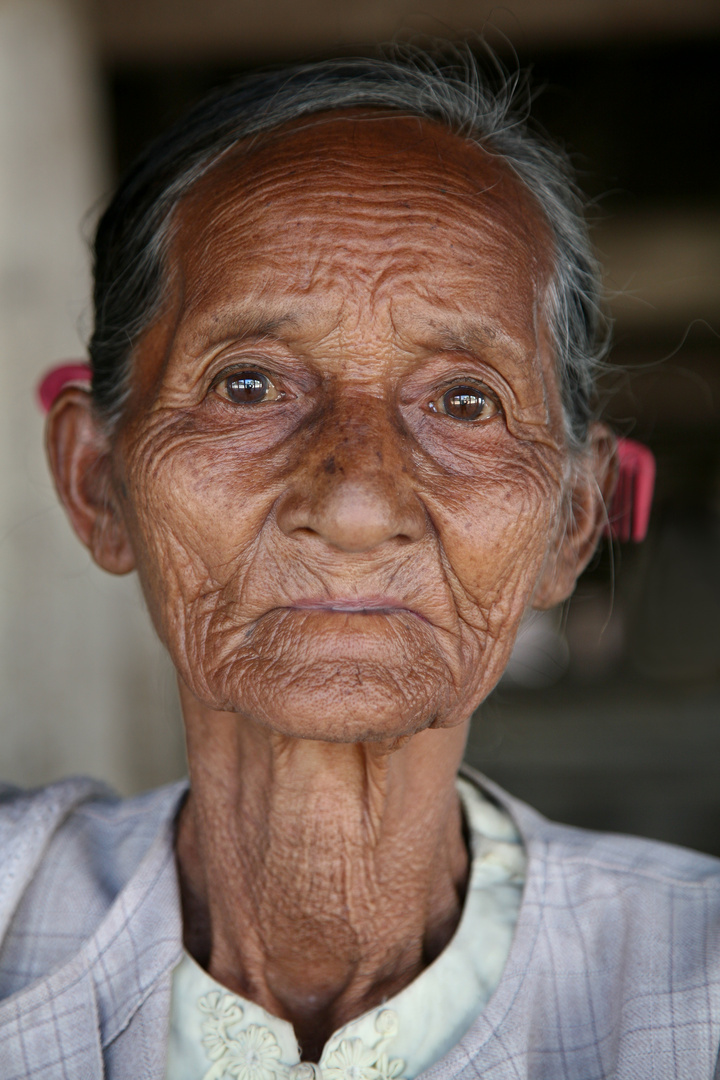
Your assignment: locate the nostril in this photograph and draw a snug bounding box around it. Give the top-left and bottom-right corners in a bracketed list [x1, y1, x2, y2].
[276, 468, 426, 551]
[289, 526, 320, 541]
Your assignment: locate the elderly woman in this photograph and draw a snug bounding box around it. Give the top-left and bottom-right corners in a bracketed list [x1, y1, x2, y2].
[1, 51, 719, 1080]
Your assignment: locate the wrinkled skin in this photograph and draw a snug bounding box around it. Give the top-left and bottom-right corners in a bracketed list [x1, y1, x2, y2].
[47, 113, 615, 1060]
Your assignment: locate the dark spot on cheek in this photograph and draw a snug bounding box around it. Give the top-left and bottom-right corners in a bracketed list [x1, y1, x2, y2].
[376, 450, 383, 464]
[324, 456, 336, 474]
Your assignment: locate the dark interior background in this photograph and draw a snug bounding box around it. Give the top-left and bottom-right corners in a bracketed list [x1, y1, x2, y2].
[102, 29, 720, 852]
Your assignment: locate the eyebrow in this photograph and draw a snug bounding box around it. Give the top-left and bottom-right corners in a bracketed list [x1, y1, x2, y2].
[400, 314, 525, 364]
[401, 315, 534, 380]
[427, 323, 501, 354]
[198, 311, 298, 347]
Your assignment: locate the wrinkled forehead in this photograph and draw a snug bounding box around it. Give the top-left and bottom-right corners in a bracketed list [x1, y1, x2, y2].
[165, 112, 557, 369]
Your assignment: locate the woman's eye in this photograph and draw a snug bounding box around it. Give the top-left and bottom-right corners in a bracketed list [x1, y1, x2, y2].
[431, 384, 500, 422]
[217, 370, 281, 405]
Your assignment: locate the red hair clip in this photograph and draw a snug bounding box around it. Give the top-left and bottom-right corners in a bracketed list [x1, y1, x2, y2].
[606, 437, 656, 543]
[36, 362, 92, 413]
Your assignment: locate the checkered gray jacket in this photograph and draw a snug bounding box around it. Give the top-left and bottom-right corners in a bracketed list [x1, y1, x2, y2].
[0, 768, 719, 1079]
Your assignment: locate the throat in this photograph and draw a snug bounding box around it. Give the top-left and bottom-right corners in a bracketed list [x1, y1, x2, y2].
[175, 711, 470, 1061]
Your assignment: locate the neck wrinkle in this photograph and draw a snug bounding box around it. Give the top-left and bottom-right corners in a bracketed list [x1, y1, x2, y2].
[175, 680, 470, 1061]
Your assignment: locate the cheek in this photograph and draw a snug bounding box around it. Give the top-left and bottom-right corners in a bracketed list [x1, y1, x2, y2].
[118, 422, 285, 628]
[426, 441, 564, 620]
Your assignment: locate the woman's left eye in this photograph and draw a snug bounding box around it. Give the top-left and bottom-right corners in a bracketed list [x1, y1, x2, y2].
[430, 384, 500, 422]
[215, 370, 282, 405]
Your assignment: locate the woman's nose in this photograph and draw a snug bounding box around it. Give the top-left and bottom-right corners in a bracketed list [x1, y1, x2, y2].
[275, 413, 427, 553]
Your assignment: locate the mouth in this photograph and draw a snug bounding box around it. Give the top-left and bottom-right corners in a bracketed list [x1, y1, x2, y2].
[286, 598, 426, 620]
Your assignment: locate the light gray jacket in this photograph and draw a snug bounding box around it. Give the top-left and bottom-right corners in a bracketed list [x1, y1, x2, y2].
[0, 768, 719, 1079]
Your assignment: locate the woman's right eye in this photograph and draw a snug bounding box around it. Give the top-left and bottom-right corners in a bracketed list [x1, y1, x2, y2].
[215, 370, 282, 405]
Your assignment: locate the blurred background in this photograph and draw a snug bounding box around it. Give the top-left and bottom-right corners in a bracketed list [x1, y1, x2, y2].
[0, 0, 718, 849]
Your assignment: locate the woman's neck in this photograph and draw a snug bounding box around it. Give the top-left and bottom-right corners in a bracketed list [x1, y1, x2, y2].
[175, 681, 470, 1062]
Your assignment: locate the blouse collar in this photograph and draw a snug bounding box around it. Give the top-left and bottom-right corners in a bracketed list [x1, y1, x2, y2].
[165, 776, 527, 1080]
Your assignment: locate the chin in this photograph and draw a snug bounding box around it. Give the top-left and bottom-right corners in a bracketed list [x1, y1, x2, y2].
[213, 656, 456, 743]
[180, 607, 468, 737]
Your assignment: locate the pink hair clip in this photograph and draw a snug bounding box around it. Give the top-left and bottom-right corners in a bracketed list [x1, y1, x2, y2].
[606, 437, 656, 543]
[36, 362, 92, 413]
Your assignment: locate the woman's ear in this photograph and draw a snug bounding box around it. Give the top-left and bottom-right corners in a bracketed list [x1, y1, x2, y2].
[533, 422, 618, 610]
[45, 387, 136, 575]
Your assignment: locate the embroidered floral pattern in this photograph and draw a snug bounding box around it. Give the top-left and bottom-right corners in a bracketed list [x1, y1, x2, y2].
[197, 994, 407, 1080]
[322, 1011, 406, 1080]
[323, 1038, 377, 1080]
[198, 993, 283, 1080]
[227, 1026, 284, 1080]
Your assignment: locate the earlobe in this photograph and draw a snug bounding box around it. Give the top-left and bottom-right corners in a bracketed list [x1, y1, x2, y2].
[45, 387, 136, 575]
[533, 423, 618, 609]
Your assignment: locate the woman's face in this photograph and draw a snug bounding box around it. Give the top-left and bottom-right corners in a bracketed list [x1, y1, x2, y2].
[100, 115, 593, 742]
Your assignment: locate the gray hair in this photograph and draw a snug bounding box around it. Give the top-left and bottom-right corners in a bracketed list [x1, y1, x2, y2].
[89, 45, 609, 447]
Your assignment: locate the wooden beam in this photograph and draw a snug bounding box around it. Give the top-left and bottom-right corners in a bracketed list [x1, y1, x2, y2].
[92, 0, 720, 62]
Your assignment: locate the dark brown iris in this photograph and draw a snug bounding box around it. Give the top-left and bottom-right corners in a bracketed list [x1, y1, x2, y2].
[442, 385, 491, 421]
[225, 372, 269, 404]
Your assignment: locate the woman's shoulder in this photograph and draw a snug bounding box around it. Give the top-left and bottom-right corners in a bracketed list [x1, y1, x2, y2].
[457, 769, 720, 1075]
[464, 766, 720, 892]
[0, 777, 187, 887]
[0, 777, 187, 1000]
[534, 812, 720, 890]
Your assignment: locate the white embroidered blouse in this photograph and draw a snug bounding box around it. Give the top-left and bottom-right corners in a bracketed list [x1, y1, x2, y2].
[164, 777, 527, 1080]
